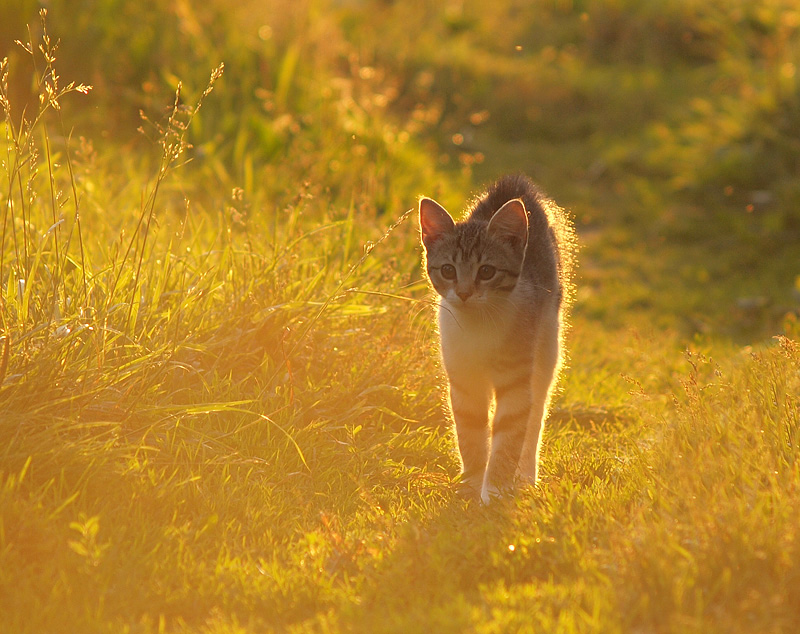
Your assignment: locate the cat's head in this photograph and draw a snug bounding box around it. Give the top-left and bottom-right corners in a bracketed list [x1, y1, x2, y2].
[419, 197, 528, 309]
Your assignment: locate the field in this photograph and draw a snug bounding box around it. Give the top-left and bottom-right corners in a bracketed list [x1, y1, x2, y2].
[1, 1, 799, 632]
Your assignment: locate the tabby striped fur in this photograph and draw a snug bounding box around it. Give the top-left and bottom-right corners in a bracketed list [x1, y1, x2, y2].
[419, 174, 575, 503]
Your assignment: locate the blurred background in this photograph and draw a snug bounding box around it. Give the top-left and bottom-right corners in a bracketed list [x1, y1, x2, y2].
[2, 0, 799, 338]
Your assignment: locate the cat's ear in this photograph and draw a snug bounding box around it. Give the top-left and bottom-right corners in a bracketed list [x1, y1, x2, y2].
[487, 199, 528, 250]
[419, 197, 455, 248]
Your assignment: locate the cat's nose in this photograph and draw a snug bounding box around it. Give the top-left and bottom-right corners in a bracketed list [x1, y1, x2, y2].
[456, 290, 472, 302]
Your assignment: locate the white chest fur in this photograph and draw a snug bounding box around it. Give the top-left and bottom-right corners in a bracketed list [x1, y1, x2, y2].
[437, 297, 515, 376]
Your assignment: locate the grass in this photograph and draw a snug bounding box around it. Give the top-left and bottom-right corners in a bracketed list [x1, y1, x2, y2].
[1, 1, 799, 632]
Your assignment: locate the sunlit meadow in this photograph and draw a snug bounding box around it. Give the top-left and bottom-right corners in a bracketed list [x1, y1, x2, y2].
[1, 1, 799, 632]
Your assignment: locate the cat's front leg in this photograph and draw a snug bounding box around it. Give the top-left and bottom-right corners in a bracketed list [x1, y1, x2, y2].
[517, 315, 561, 485]
[447, 375, 492, 499]
[482, 374, 532, 503]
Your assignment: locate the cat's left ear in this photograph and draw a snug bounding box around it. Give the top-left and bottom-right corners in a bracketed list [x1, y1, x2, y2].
[419, 197, 455, 249]
[487, 199, 528, 251]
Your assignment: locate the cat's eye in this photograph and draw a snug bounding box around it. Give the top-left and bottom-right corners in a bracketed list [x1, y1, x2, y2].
[440, 264, 457, 280]
[477, 265, 496, 280]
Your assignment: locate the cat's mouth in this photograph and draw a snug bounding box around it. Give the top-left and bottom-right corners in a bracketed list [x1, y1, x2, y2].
[444, 293, 487, 309]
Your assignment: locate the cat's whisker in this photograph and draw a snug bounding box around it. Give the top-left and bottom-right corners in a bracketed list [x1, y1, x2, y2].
[344, 287, 436, 307]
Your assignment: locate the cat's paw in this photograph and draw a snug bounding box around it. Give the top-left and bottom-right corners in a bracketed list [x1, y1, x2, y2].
[480, 483, 502, 505]
[455, 474, 483, 502]
[481, 479, 523, 504]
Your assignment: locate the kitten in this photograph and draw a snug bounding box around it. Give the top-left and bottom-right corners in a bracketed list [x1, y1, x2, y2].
[419, 174, 575, 503]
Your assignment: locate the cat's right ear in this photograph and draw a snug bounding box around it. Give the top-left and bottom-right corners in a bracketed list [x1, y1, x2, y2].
[419, 198, 455, 249]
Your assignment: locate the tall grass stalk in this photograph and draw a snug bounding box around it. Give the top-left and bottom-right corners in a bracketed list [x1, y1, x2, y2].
[118, 63, 224, 339]
[1, 9, 91, 331]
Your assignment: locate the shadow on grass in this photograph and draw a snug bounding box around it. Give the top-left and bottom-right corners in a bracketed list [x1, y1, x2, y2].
[339, 494, 521, 632]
